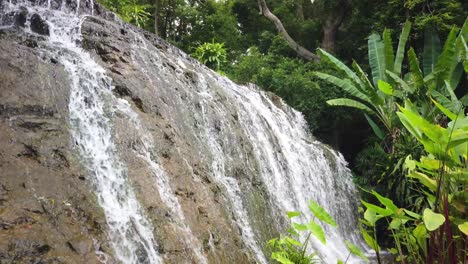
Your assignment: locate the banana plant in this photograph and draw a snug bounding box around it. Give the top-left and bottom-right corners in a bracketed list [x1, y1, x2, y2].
[314, 21, 412, 150]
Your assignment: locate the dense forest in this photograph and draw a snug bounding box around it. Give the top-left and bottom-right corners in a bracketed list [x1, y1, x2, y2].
[98, 0, 468, 262]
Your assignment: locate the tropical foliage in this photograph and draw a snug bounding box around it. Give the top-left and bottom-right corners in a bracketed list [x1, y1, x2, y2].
[267, 201, 367, 264]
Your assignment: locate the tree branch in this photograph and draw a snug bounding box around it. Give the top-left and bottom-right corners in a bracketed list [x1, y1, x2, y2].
[257, 0, 319, 61]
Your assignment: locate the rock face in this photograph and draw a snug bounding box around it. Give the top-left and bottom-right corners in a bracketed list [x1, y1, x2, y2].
[0, 31, 107, 264]
[0, 1, 364, 263]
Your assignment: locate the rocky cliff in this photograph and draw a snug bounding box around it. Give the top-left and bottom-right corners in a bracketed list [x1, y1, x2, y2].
[0, 1, 363, 263]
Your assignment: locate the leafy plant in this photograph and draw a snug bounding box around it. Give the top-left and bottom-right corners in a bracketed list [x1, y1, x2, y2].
[359, 99, 467, 263]
[267, 200, 367, 264]
[192, 41, 227, 71]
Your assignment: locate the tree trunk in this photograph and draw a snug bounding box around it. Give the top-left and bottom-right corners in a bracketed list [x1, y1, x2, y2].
[257, 0, 319, 61]
[295, 0, 304, 21]
[154, 0, 160, 36]
[320, 0, 351, 53]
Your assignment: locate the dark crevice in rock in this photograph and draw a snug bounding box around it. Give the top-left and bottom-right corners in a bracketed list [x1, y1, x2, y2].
[17, 144, 40, 162]
[30, 13, 49, 36]
[0, 105, 55, 117]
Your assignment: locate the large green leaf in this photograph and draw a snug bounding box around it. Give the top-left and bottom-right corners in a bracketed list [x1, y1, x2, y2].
[377, 80, 393, 95]
[317, 49, 364, 87]
[314, 72, 371, 103]
[394, 21, 412, 75]
[327, 98, 374, 113]
[345, 240, 369, 261]
[383, 29, 395, 73]
[423, 208, 445, 231]
[386, 70, 415, 94]
[368, 33, 386, 86]
[408, 48, 424, 89]
[308, 220, 326, 244]
[308, 200, 337, 227]
[364, 114, 385, 140]
[434, 27, 458, 85]
[352, 61, 384, 104]
[431, 98, 457, 121]
[423, 28, 441, 76]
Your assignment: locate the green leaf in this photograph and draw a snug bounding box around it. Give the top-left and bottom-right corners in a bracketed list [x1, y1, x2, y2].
[345, 240, 369, 261]
[364, 113, 385, 140]
[317, 49, 364, 87]
[361, 200, 393, 217]
[314, 72, 371, 103]
[377, 80, 393, 95]
[407, 172, 437, 191]
[423, 208, 445, 231]
[423, 28, 441, 76]
[394, 21, 411, 75]
[292, 222, 308, 231]
[327, 98, 374, 113]
[413, 223, 428, 255]
[308, 220, 326, 244]
[360, 227, 380, 251]
[383, 29, 395, 73]
[371, 191, 398, 212]
[403, 209, 421, 219]
[431, 98, 457, 121]
[287, 211, 301, 218]
[389, 218, 403, 229]
[386, 70, 415, 94]
[271, 252, 295, 264]
[434, 27, 459, 85]
[458, 222, 468, 235]
[368, 33, 386, 86]
[408, 48, 424, 89]
[364, 208, 380, 226]
[308, 200, 337, 227]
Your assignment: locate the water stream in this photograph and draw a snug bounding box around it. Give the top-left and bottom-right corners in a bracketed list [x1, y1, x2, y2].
[2, 1, 163, 263]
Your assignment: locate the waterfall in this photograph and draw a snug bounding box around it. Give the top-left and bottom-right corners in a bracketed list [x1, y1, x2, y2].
[2, 1, 163, 263]
[128, 30, 366, 263]
[1, 0, 367, 263]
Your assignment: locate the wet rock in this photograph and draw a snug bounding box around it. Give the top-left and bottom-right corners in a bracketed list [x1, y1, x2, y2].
[67, 235, 93, 256]
[14, 8, 28, 27]
[30, 13, 49, 36]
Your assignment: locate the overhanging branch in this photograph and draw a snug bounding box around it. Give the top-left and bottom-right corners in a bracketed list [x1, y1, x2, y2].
[257, 0, 320, 61]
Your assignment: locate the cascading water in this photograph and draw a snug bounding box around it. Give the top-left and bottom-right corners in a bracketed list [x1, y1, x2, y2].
[128, 29, 367, 263]
[1, 0, 369, 263]
[1, 1, 163, 263]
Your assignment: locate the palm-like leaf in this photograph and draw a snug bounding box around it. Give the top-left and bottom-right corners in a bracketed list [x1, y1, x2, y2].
[394, 21, 412, 75]
[383, 29, 395, 73]
[368, 33, 386, 86]
[423, 28, 441, 77]
[317, 49, 364, 87]
[314, 72, 371, 103]
[327, 98, 375, 113]
[408, 48, 424, 89]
